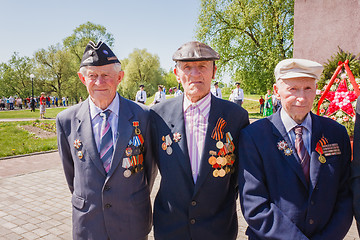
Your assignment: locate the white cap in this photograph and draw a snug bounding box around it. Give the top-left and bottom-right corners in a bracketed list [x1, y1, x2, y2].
[274, 58, 323, 81]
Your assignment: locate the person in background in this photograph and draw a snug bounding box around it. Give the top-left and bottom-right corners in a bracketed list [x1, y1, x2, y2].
[173, 86, 183, 97]
[135, 84, 147, 104]
[259, 95, 264, 114]
[150, 41, 249, 240]
[211, 81, 222, 99]
[153, 85, 166, 104]
[56, 41, 157, 240]
[39, 92, 46, 119]
[62, 96, 66, 106]
[16, 97, 22, 109]
[263, 89, 273, 117]
[233, 82, 244, 107]
[239, 58, 352, 239]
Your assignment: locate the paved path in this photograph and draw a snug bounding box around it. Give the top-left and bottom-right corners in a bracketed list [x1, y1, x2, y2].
[0, 152, 358, 239]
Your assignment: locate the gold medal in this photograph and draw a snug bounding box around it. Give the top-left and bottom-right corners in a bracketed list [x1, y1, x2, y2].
[220, 157, 227, 166]
[318, 155, 326, 163]
[225, 155, 232, 164]
[77, 151, 83, 159]
[123, 169, 131, 178]
[125, 147, 132, 156]
[135, 128, 141, 135]
[216, 157, 223, 165]
[213, 169, 219, 177]
[162, 142, 167, 150]
[162, 136, 165, 141]
[216, 141, 224, 149]
[218, 168, 226, 177]
[225, 166, 230, 173]
[208, 156, 217, 165]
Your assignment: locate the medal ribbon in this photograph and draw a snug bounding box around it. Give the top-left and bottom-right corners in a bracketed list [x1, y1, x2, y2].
[315, 137, 328, 155]
[211, 118, 227, 141]
[133, 136, 141, 147]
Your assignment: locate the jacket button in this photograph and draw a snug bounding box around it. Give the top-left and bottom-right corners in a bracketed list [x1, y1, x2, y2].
[309, 219, 314, 224]
[191, 201, 197, 206]
[190, 219, 196, 224]
[105, 204, 112, 208]
[311, 201, 314, 205]
[104, 185, 111, 191]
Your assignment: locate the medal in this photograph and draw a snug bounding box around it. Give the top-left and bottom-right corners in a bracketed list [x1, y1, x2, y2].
[125, 147, 132, 156]
[318, 155, 326, 163]
[73, 139, 82, 149]
[162, 142, 167, 150]
[173, 132, 182, 142]
[216, 157, 223, 165]
[123, 169, 131, 178]
[225, 155, 232, 163]
[77, 151, 83, 159]
[225, 166, 230, 173]
[166, 146, 173, 155]
[213, 169, 219, 177]
[208, 156, 217, 165]
[218, 168, 226, 177]
[216, 141, 224, 149]
[133, 148, 141, 155]
[133, 121, 141, 135]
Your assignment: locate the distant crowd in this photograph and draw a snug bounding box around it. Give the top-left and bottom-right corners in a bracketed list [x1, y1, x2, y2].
[0, 95, 71, 111]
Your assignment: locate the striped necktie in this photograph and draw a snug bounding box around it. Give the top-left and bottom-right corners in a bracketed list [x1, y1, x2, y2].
[99, 110, 113, 173]
[294, 126, 310, 183]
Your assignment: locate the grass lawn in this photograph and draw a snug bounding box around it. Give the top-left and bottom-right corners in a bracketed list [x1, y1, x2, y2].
[0, 121, 57, 158]
[0, 107, 67, 119]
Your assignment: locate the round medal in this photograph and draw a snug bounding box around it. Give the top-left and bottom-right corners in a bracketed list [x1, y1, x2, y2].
[216, 141, 224, 149]
[166, 146, 173, 155]
[318, 155, 326, 163]
[125, 147, 132, 156]
[208, 156, 217, 165]
[216, 157, 223, 165]
[123, 169, 131, 178]
[225, 166, 230, 173]
[213, 169, 219, 177]
[218, 168, 226, 177]
[135, 128, 141, 135]
[162, 142, 167, 150]
[77, 151, 83, 159]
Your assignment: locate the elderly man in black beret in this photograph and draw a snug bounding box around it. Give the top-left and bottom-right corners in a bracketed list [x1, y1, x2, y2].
[56, 41, 157, 240]
[150, 41, 249, 240]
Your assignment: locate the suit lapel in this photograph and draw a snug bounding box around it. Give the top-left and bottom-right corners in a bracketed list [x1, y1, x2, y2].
[269, 110, 308, 188]
[194, 95, 219, 193]
[76, 99, 106, 176]
[309, 113, 323, 194]
[107, 95, 134, 178]
[167, 96, 193, 180]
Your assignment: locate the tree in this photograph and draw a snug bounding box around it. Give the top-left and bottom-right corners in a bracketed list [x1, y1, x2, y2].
[196, 0, 294, 94]
[63, 21, 115, 64]
[163, 69, 179, 92]
[119, 49, 163, 100]
[0, 53, 34, 98]
[34, 44, 83, 100]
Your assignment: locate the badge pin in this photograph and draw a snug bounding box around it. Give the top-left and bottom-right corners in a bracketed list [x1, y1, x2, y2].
[73, 139, 82, 149]
[77, 151, 83, 159]
[173, 132, 182, 142]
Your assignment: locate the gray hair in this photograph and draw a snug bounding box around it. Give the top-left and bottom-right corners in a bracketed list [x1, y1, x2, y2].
[79, 62, 122, 76]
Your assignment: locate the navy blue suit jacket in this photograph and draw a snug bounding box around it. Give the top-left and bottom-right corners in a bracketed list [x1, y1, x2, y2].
[239, 110, 352, 240]
[351, 96, 360, 233]
[56, 94, 157, 240]
[150, 94, 249, 240]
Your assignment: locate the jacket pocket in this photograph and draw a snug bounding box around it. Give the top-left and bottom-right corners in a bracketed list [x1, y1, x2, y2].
[72, 193, 85, 209]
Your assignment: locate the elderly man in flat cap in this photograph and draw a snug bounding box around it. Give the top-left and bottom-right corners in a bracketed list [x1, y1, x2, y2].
[150, 41, 249, 240]
[238, 58, 353, 239]
[56, 41, 157, 240]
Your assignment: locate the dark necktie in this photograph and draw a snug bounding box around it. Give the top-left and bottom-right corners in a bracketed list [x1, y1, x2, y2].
[99, 110, 113, 173]
[294, 126, 310, 183]
[216, 89, 218, 96]
[141, 91, 143, 99]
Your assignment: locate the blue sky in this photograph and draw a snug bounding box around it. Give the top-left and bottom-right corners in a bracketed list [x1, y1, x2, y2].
[0, 0, 201, 72]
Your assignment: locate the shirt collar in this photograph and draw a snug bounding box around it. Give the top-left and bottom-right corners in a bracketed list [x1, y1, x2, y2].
[280, 108, 312, 133]
[183, 92, 211, 118]
[90, 93, 120, 120]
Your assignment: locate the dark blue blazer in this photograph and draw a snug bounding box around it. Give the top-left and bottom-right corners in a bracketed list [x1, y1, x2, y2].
[150, 94, 249, 240]
[56, 94, 157, 240]
[239, 109, 353, 240]
[351, 96, 360, 233]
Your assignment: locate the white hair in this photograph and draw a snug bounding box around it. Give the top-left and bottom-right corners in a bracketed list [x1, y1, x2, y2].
[79, 62, 122, 76]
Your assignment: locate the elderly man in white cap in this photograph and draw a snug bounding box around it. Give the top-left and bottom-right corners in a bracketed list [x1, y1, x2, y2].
[238, 58, 353, 239]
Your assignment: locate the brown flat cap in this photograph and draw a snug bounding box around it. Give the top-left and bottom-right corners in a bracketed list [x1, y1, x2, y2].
[172, 41, 220, 61]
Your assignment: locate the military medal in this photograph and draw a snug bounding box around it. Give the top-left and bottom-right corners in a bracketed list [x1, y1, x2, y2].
[77, 151, 83, 159]
[213, 169, 219, 177]
[316, 136, 328, 163]
[123, 169, 131, 178]
[133, 121, 141, 135]
[166, 146, 173, 155]
[73, 139, 82, 149]
[162, 142, 167, 150]
[218, 168, 226, 177]
[216, 141, 224, 149]
[125, 147, 132, 156]
[162, 134, 173, 155]
[173, 132, 181, 142]
[277, 140, 293, 156]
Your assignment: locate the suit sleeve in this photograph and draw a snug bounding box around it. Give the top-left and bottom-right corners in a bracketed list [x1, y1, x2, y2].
[352, 96, 360, 230]
[143, 110, 157, 192]
[238, 129, 309, 240]
[56, 116, 74, 194]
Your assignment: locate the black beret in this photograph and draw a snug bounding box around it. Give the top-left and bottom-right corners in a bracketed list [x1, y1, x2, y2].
[80, 41, 120, 68]
[214, 82, 219, 86]
[172, 41, 220, 62]
[139, 84, 144, 88]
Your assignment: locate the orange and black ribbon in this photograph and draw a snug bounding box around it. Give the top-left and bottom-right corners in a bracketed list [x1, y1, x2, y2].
[211, 118, 227, 141]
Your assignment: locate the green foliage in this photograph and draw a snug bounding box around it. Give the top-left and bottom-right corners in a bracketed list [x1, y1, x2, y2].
[119, 49, 163, 100]
[196, 0, 294, 94]
[163, 70, 179, 92]
[0, 53, 34, 98]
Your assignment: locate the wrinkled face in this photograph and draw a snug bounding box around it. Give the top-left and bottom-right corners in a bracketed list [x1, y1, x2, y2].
[174, 61, 216, 102]
[274, 77, 317, 124]
[78, 64, 123, 107]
